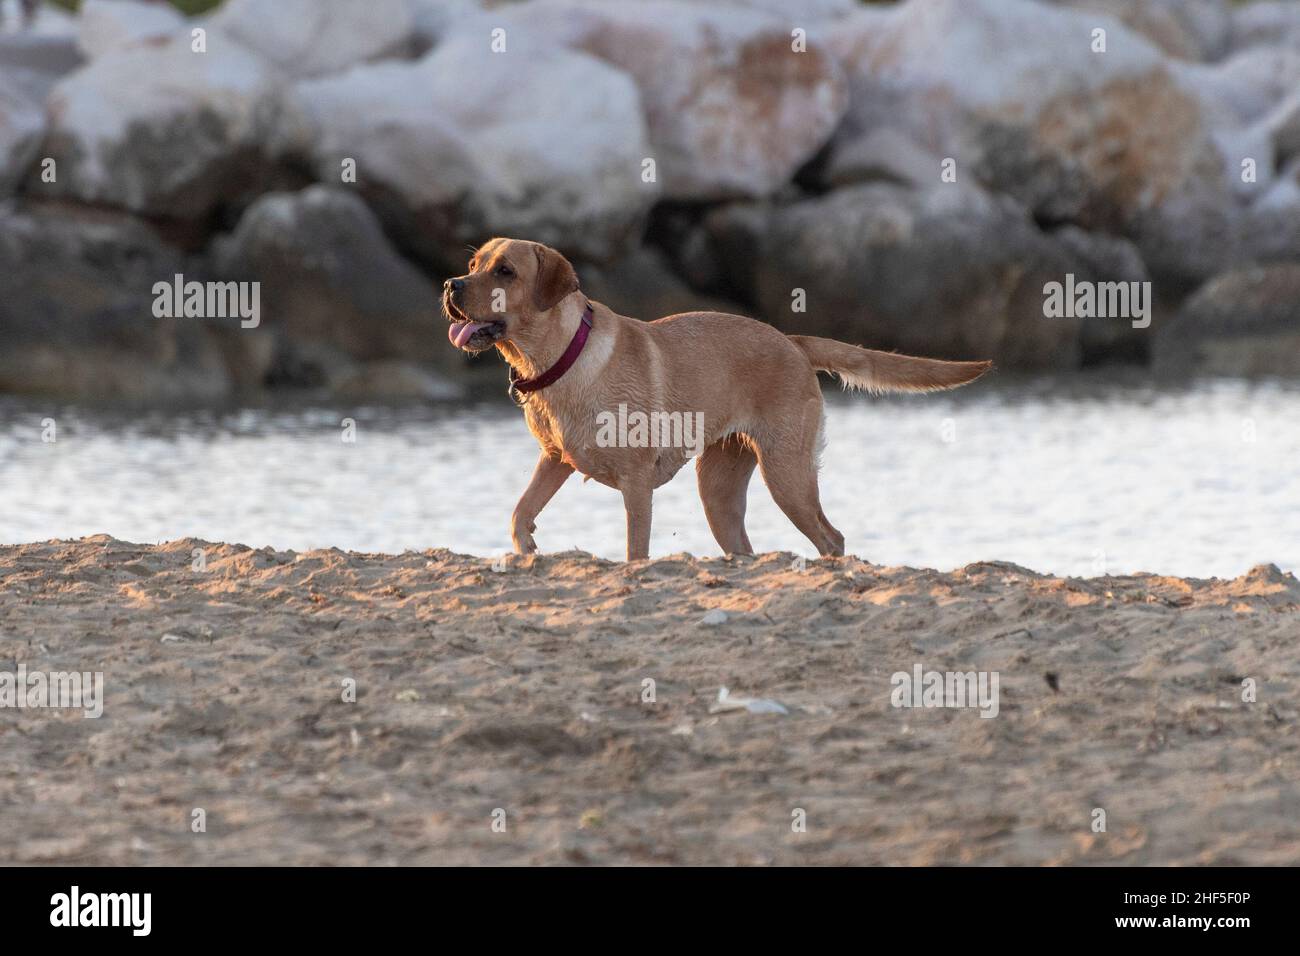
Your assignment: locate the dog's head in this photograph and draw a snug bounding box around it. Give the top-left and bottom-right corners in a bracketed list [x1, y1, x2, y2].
[442, 238, 580, 354]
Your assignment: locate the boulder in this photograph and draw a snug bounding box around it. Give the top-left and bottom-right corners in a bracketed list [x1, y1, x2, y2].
[409, 0, 483, 52]
[576, 245, 746, 321]
[1172, 45, 1300, 130]
[33, 33, 282, 218]
[0, 31, 82, 198]
[707, 181, 1097, 371]
[76, 0, 187, 60]
[449, 0, 849, 200]
[0, 202, 230, 401]
[827, 0, 1234, 286]
[0, 29, 81, 82]
[0, 80, 44, 199]
[210, 0, 417, 79]
[275, 35, 655, 269]
[1229, 1, 1300, 54]
[210, 186, 454, 372]
[1155, 265, 1300, 376]
[1050, 225, 1154, 363]
[1042, 0, 1232, 62]
[675, 0, 857, 21]
[333, 360, 463, 401]
[821, 126, 941, 189]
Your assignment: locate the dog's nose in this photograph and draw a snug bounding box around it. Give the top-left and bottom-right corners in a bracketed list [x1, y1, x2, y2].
[445, 278, 465, 292]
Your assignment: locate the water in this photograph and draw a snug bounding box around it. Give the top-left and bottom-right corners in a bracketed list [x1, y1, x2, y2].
[1, 376, 1297, 578]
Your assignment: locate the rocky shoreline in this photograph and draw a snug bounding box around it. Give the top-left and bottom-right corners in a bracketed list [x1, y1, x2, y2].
[3, 0, 1300, 402]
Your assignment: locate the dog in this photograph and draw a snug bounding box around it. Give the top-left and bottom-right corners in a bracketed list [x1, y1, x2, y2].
[443, 238, 991, 561]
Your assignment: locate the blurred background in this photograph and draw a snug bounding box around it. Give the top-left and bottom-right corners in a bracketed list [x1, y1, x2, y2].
[1, 0, 1298, 575]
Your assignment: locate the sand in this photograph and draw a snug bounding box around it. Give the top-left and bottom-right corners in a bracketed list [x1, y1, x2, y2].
[1, 535, 1297, 865]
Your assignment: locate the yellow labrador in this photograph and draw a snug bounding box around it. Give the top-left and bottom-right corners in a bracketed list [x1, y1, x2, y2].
[444, 238, 991, 561]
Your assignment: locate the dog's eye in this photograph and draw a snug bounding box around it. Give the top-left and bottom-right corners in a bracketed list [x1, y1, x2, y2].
[495, 264, 513, 277]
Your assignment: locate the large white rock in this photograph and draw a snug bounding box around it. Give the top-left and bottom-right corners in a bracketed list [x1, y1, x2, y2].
[1172, 45, 1300, 130]
[210, 0, 416, 79]
[1170, 46, 1300, 199]
[446, 0, 848, 200]
[35, 34, 281, 217]
[827, 0, 1233, 283]
[76, 0, 187, 61]
[409, 0, 482, 51]
[675, 0, 856, 21]
[1042, 0, 1232, 61]
[1230, 1, 1300, 54]
[276, 34, 656, 267]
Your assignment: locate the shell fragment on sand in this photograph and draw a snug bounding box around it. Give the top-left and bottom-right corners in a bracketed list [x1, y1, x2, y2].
[709, 686, 788, 716]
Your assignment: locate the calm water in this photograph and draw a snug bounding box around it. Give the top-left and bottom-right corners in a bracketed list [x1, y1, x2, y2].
[1, 377, 1296, 578]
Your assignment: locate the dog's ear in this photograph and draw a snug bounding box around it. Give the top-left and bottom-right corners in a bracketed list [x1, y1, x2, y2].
[532, 244, 579, 313]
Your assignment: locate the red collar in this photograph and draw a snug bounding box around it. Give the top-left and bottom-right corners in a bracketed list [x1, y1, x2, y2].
[508, 303, 593, 405]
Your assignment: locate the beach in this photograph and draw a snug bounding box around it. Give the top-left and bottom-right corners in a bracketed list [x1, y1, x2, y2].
[1, 536, 1297, 865]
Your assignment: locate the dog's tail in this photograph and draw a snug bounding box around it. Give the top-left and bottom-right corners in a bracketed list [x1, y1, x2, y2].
[789, 335, 993, 395]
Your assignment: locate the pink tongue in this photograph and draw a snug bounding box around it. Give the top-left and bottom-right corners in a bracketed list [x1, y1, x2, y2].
[449, 321, 489, 348]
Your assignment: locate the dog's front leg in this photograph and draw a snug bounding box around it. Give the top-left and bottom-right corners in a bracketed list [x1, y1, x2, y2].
[512, 452, 573, 554]
[620, 478, 654, 561]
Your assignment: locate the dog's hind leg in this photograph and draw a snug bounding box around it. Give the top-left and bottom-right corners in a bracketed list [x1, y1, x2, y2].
[754, 404, 845, 558]
[695, 436, 757, 555]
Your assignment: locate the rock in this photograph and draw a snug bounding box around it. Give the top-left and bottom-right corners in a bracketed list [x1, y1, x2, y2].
[33, 34, 281, 218]
[821, 126, 941, 189]
[210, 0, 416, 79]
[718, 181, 1093, 371]
[1052, 225, 1149, 285]
[1155, 264, 1300, 376]
[206, 323, 277, 393]
[0, 31, 82, 197]
[453, 0, 849, 200]
[76, 0, 187, 60]
[333, 360, 464, 401]
[1263, 90, 1300, 167]
[676, 0, 856, 21]
[210, 186, 451, 369]
[276, 35, 654, 269]
[1167, 45, 1300, 204]
[827, 0, 1234, 286]
[0, 80, 44, 198]
[0, 202, 230, 401]
[1255, 155, 1300, 211]
[264, 340, 360, 390]
[0, 30, 82, 85]
[409, 0, 482, 52]
[1050, 225, 1154, 362]
[1172, 45, 1300, 130]
[1042, 0, 1232, 62]
[1236, 175, 1300, 266]
[8, 3, 77, 38]
[577, 245, 745, 320]
[1230, 1, 1300, 54]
